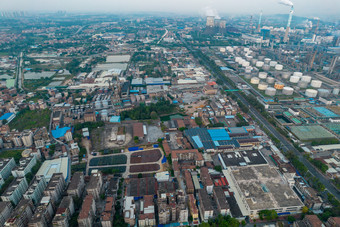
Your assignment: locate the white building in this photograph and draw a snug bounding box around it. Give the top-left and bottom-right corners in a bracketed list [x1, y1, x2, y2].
[23, 176, 47, 205]
[0, 158, 16, 180]
[21, 130, 34, 147]
[11, 155, 37, 177]
[1, 177, 29, 205]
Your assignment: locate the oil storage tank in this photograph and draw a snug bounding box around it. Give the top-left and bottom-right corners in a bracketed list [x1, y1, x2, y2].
[275, 64, 283, 70]
[293, 72, 303, 78]
[256, 61, 264, 68]
[266, 77, 275, 84]
[259, 72, 268, 79]
[318, 89, 330, 97]
[305, 89, 318, 98]
[251, 77, 260, 84]
[311, 80, 322, 88]
[297, 81, 308, 88]
[258, 82, 268, 90]
[274, 82, 285, 90]
[290, 76, 300, 83]
[301, 75, 312, 83]
[282, 87, 294, 95]
[281, 72, 291, 79]
[265, 87, 277, 96]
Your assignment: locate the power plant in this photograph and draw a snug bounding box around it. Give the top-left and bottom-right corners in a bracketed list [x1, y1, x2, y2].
[283, 6, 294, 43]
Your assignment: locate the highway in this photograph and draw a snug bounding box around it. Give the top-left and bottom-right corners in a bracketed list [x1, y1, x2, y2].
[15, 52, 24, 90]
[179, 35, 340, 200]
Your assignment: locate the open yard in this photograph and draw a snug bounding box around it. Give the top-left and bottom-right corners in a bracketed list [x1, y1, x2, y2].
[89, 155, 127, 166]
[130, 149, 162, 164]
[9, 109, 51, 131]
[129, 163, 160, 173]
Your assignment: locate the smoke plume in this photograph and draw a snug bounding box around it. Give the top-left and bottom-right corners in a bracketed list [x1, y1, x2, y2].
[279, 0, 293, 7]
[204, 6, 220, 19]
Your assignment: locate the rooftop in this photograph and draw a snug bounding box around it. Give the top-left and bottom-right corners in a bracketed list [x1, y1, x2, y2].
[36, 157, 70, 182]
[221, 150, 267, 167]
[78, 195, 94, 219]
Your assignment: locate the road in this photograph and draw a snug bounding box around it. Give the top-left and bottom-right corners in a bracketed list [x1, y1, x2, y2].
[157, 29, 168, 44]
[15, 52, 24, 90]
[179, 35, 340, 200]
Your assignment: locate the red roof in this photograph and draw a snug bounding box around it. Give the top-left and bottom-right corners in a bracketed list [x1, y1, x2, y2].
[133, 122, 144, 138]
[207, 81, 217, 86]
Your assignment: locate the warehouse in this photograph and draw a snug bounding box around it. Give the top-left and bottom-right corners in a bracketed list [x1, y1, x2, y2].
[290, 125, 336, 141]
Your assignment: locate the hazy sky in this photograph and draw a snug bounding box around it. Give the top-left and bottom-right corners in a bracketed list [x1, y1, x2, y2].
[2, 0, 340, 18]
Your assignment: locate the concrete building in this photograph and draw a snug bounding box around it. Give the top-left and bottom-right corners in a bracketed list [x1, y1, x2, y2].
[66, 171, 85, 198]
[0, 158, 16, 180]
[294, 215, 323, 227]
[133, 122, 144, 140]
[198, 189, 214, 222]
[4, 199, 34, 227]
[23, 176, 47, 205]
[86, 171, 103, 200]
[78, 195, 96, 227]
[64, 130, 73, 142]
[138, 195, 156, 227]
[52, 196, 75, 227]
[1, 177, 29, 205]
[326, 217, 340, 227]
[43, 173, 65, 203]
[213, 187, 230, 216]
[0, 201, 13, 227]
[33, 127, 50, 148]
[101, 197, 114, 227]
[11, 155, 37, 177]
[21, 130, 33, 147]
[188, 194, 199, 225]
[123, 196, 136, 226]
[200, 167, 214, 194]
[184, 170, 194, 194]
[28, 197, 54, 227]
[36, 157, 70, 183]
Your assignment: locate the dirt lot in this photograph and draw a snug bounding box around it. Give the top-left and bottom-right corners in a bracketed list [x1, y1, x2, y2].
[183, 99, 209, 115]
[91, 123, 133, 152]
[130, 164, 160, 173]
[130, 149, 162, 164]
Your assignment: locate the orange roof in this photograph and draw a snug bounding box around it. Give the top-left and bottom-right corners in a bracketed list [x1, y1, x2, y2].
[171, 149, 203, 161]
[305, 215, 323, 227]
[200, 167, 213, 186]
[133, 122, 144, 137]
[184, 170, 194, 191]
[78, 195, 94, 219]
[207, 81, 217, 86]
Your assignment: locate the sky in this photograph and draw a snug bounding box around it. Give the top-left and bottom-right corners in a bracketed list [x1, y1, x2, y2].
[2, 0, 340, 18]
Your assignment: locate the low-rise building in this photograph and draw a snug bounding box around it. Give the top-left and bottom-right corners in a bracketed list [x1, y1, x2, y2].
[213, 187, 230, 216]
[138, 195, 156, 227]
[66, 171, 85, 198]
[101, 197, 115, 227]
[0, 201, 13, 227]
[198, 189, 214, 222]
[200, 167, 214, 194]
[43, 173, 65, 203]
[11, 155, 37, 177]
[123, 196, 136, 226]
[184, 170, 194, 194]
[86, 171, 103, 200]
[52, 196, 75, 227]
[23, 176, 47, 205]
[78, 195, 96, 227]
[1, 177, 29, 205]
[36, 157, 70, 183]
[188, 194, 199, 225]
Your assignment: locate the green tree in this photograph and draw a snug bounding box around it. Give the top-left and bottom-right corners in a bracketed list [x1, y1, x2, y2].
[287, 216, 296, 223]
[150, 111, 158, 120]
[195, 117, 203, 126]
[214, 165, 222, 172]
[134, 136, 139, 144]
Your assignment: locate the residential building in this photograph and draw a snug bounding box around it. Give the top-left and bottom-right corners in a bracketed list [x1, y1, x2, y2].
[28, 197, 54, 227]
[86, 171, 103, 200]
[84, 111, 96, 122]
[184, 170, 194, 194]
[1, 177, 29, 205]
[0, 201, 13, 227]
[123, 196, 136, 226]
[67, 171, 85, 198]
[326, 217, 340, 227]
[21, 130, 33, 147]
[294, 215, 323, 227]
[198, 189, 214, 222]
[138, 195, 156, 227]
[188, 194, 199, 225]
[64, 130, 73, 142]
[101, 197, 114, 227]
[78, 195, 96, 227]
[4, 199, 34, 227]
[0, 158, 16, 180]
[33, 127, 50, 148]
[23, 176, 47, 205]
[43, 173, 65, 203]
[11, 155, 37, 177]
[52, 196, 75, 227]
[213, 187, 230, 216]
[200, 167, 214, 194]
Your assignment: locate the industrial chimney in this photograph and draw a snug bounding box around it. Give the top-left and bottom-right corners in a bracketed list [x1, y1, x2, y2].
[283, 6, 294, 42]
[257, 11, 262, 33]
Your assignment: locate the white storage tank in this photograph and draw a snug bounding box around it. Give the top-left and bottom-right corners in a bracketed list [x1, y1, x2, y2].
[290, 76, 300, 83]
[219, 47, 226, 52]
[258, 56, 265, 61]
[244, 47, 250, 52]
[265, 87, 277, 96]
[269, 61, 278, 67]
[293, 72, 303, 78]
[263, 64, 270, 71]
[235, 57, 242, 63]
[251, 59, 257, 65]
[297, 81, 308, 88]
[266, 77, 275, 84]
[305, 89, 318, 98]
[258, 82, 268, 90]
[264, 58, 271, 64]
[245, 74, 252, 79]
[251, 77, 260, 84]
[333, 88, 340, 95]
[301, 75, 312, 83]
[259, 72, 268, 79]
[283, 87, 294, 95]
[245, 68, 252, 74]
[318, 89, 330, 97]
[256, 61, 264, 68]
[246, 56, 253, 61]
[281, 71, 291, 79]
[242, 61, 250, 67]
[311, 80, 322, 88]
[275, 64, 283, 71]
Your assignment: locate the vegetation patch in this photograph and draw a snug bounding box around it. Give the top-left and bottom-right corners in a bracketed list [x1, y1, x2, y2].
[9, 108, 51, 131]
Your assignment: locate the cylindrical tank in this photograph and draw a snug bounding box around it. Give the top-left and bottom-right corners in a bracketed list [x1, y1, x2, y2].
[301, 76, 312, 83]
[275, 64, 283, 71]
[269, 61, 278, 67]
[333, 88, 340, 95]
[244, 47, 250, 52]
[251, 77, 260, 84]
[265, 87, 277, 96]
[282, 87, 294, 95]
[256, 61, 264, 68]
[259, 72, 268, 79]
[245, 68, 252, 74]
[245, 74, 252, 79]
[219, 47, 226, 52]
[305, 89, 318, 98]
[251, 59, 257, 65]
[293, 72, 303, 78]
[264, 58, 271, 64]
[274, 82, 285, 90]
[235, 57, 242, 63]
[311, 80, 322, 88]
[318, 89, 330, 97]
[297, 81, 309, 88]
[246, 56, 253, 61]
[290, 76, 300, 83]
[258, 82, 268, 90]
[263, 64, 270, 71]
[242, 61, 250, 67]
[266, 77, 275, 84]
[281, 71, 291, 79]
[258, 56, 265, 61]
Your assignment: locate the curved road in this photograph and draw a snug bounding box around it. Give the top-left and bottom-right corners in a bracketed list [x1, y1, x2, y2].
[179, 35, 340, 200]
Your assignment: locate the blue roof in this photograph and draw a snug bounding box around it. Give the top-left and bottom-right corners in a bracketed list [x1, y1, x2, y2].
[207, 129, 230, 141]
[0, 112, 14, 120]
[192, 136, 204, 148]
[313, 107, 339, 118]
[52, 126, 71, 139]
[110, 116, 121, 123]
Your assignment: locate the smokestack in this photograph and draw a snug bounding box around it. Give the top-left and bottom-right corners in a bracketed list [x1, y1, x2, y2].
[257, 11, 262, 33]
[315, 18, 320, 35]
[283, 6, 294, 43]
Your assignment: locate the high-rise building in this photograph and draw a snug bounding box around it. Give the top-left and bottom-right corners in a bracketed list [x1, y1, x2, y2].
[206, 16, 215, 27]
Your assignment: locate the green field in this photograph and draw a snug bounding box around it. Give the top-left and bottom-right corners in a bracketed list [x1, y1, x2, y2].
[89, 155, 127, 166]
[0, 150, 23, 163]
[9, 109, 51, 131]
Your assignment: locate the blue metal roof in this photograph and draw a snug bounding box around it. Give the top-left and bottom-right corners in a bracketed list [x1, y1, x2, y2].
[110, 116, 121, 123]
[207, 129, 230, 141]
[52, 126, 71, 139]
[0, 112, 14, 120]
[192, 135, 204, 148]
